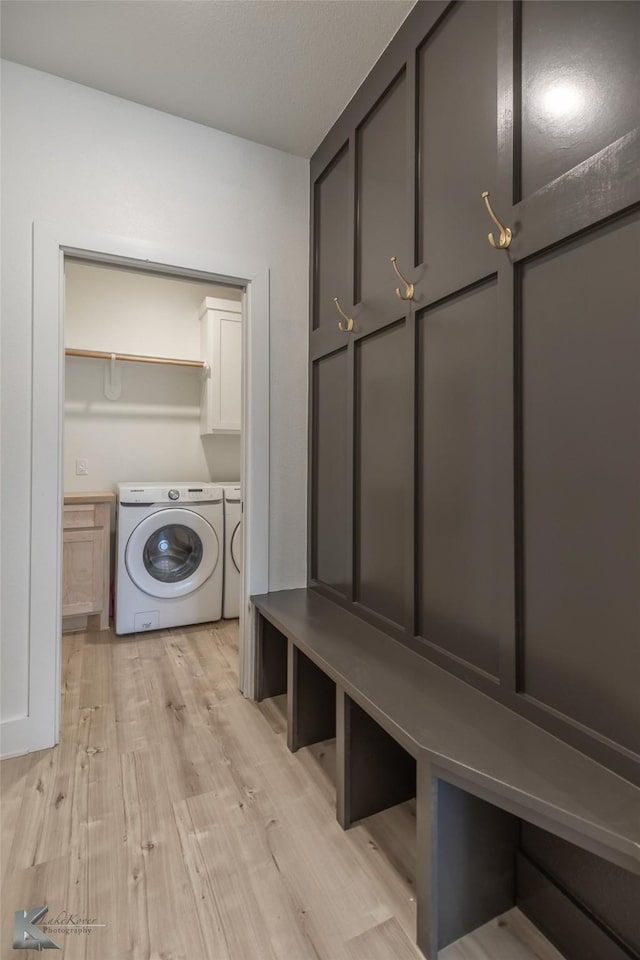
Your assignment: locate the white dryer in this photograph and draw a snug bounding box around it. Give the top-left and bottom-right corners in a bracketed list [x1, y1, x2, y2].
[115, 483, 224, 635]
[217, 484, 242, 619]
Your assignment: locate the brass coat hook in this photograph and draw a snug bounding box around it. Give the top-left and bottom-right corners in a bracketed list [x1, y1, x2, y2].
[482, 191, 512, 249]
[390, 257, 415, 301]
[333, 297, 353, 333]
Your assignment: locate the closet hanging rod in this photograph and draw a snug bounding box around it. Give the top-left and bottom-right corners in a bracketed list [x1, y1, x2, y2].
[65, 348, 206, 369]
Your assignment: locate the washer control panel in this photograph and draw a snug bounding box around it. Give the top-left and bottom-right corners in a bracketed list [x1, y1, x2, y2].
[118, 483, 223, 504]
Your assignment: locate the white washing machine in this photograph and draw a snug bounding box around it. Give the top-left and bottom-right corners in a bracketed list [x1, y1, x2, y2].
[217, 484, 242, 619]
[115, 482, 224, 635]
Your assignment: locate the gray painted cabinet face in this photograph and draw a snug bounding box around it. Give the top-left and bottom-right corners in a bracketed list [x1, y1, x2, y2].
[414, 0, 507, 678]
[520, 823, 640, 954]
[312, 349, 349, 595]
[520, 0, 640, 199]
[309, 0, 640, 784]
[417, 1, 497, 297]
[308, 0, 640, 952]
[510, 1, 640, 764]
[417, 279, 509, 678]
[355, 323, 408, 626]
[521, 211, 640, 753]
[313, 145, 350, 331]
[356, 69, 409, 321]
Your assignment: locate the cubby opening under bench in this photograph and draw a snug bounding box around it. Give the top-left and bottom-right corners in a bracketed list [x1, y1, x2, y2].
[252, 589, 640, 960]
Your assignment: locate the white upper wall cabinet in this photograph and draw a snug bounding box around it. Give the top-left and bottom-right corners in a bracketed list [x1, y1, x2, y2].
[200, 297, 242, 435]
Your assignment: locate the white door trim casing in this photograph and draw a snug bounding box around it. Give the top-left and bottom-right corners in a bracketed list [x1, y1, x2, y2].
[0, 221, 269, 758]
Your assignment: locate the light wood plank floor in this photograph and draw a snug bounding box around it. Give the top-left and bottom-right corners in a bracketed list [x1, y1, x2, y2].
[1, 622, 565, 960]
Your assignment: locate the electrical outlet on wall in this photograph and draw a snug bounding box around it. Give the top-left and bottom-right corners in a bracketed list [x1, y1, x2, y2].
[76, 458, 88, 476]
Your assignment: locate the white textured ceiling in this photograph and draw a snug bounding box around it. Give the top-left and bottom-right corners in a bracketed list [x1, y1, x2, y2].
[0, 0, 415, 157]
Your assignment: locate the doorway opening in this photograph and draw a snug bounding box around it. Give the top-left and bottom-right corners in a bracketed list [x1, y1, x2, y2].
[62, 259, 242, 646]
[22, 222, 269, 757]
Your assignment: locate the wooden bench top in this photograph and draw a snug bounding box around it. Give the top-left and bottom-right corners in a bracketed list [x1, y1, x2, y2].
[252, 588, 640, 876]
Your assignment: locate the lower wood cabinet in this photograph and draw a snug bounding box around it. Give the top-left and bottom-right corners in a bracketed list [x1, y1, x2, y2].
[62, 495, 113, 631]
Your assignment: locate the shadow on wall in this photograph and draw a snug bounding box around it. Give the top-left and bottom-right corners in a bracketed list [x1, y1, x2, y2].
[202, 434, 241, 482]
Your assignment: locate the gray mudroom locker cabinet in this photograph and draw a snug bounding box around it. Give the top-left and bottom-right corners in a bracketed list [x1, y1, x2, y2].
[306, 0, 640, 957]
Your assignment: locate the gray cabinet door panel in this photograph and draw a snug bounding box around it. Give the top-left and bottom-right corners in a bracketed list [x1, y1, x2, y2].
[521, 210, 640, 754]
[313, 144, 350, 332]
[356, 69, 409, 323]
[417, 0, 497, 300]
[417, 279, 511, 678]
[355, 323, 408, 627]
[312, 349, 350, 596]
[520, 0, 640, 200]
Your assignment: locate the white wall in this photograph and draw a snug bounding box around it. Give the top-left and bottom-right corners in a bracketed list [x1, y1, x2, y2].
[64, 261, 242, 496]
[1, 60, 309, 733]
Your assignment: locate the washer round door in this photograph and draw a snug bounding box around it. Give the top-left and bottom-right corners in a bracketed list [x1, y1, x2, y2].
[230, 520, 242, 573]
[125, 508, 219, 598]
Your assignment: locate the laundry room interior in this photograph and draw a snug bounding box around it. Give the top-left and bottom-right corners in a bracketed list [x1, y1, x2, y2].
[62, 258, 244, 637]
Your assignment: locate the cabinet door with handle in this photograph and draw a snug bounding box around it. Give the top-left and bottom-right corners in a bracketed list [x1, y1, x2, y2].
[200, 301, 242, 434]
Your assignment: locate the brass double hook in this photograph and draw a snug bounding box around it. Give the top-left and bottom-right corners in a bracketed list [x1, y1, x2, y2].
[482, 191, 512, 249]
[390, 257, 415, 301]
[333, 297, 353, 333]
[334, 255, 415, 331]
